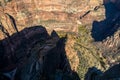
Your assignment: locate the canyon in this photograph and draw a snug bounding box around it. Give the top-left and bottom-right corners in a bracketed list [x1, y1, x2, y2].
[0, 0, 104, 38]
[0, 0, 120, 80]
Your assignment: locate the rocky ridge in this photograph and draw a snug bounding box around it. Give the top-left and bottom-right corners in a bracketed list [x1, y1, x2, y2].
[0, 26, 80, 80]
[0, 0, 120, 80]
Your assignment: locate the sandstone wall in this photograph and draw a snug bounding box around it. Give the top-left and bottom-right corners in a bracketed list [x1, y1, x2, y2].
[0, 0, 104, 39]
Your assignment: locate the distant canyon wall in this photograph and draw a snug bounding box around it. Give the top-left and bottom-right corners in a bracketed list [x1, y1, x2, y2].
[0, 0, 104, 39]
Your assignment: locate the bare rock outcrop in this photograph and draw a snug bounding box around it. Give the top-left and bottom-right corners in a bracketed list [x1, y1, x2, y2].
[0, 0, 104, 34]
[0, 25, 79, 80]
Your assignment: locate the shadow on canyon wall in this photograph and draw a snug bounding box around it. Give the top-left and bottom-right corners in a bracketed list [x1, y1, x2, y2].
[0, 3, 120, 79]
[5, 13, 19, 33]
[0, 25, 80, 80]
[91, 0, 120, 41]
[85, 63, 120, 80]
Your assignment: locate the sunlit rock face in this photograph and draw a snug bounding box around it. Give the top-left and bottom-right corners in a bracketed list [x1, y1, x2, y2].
[1, 0, 120, 80]
[0, 0, 104, 36]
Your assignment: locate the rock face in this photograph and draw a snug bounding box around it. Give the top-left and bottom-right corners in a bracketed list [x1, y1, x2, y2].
[95, 29, 120, 66]
[0, 25, 79, 80]
[91, 0, 120, 66]
[0, 26, 49, 72]
[0, 0, 104, 34]
[85, 64, 120, 80]
[0, 0, 120, 80]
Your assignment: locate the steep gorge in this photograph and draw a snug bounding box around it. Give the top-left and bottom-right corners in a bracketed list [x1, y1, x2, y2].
[0, 0, 120, 80]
